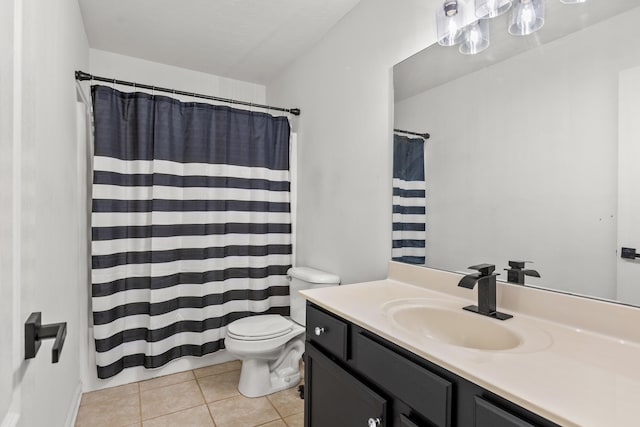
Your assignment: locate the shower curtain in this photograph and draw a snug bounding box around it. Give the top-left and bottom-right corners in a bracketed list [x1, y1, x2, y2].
[392, 134, 426, 264]
[90, 85, 292, 379]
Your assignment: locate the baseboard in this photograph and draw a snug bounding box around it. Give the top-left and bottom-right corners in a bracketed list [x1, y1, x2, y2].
[63, 382, 82, 427]
[0, 412, 19, 427]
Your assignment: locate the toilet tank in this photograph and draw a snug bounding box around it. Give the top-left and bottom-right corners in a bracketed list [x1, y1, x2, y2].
[288, 266, 340, 325]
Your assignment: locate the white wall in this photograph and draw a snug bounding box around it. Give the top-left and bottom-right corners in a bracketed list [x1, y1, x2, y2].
[90, 49, 266, 105]
[13, 0, 89, 426]
[0, 0, 15, 423]
[617, 67, 640, 305]
[395, 10, 640, 299]
[266, 0, 435, 284]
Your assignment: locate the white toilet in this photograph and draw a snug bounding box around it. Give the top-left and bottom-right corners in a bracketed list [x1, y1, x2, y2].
[224, 266, 340, 397]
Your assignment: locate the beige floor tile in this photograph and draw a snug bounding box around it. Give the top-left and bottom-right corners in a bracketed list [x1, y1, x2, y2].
[257, 420, 287, 427]
[142, 405, 214, 427]
[75, 392, 140, 427]
[267, 386, 304, 418]
[80, 383, 139, 406]
[209, 395, 279, 427]
[140, 380, 204, 420]
[197, 370, 241, 403]
[193, 360, 242, 378]
[139, 370, 195, 392]
[283, 412, 304, 427]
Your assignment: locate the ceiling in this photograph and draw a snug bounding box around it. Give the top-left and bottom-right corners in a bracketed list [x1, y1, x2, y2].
[78, 0, 362, 85]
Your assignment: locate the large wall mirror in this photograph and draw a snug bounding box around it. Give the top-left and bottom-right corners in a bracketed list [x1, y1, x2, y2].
[393, 1, 640, 307]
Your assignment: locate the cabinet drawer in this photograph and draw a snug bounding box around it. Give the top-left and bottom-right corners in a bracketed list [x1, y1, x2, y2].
[355, 334, 452, 427]
[306, 343, 387, 427]
[306, 304, 348, 360]
[474, 397, 536, 427]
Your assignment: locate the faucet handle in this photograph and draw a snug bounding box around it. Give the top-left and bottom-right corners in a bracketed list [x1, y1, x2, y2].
[468, 263, 496, 276]
[507, 260, 533, 269]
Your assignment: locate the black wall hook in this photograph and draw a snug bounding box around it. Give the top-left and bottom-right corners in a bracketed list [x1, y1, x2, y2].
[25, 312, 67, 364]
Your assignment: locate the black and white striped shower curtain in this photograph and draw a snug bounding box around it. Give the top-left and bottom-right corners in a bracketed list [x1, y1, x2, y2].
[392, 134, 426, 264]
[90, 86, 292, 379]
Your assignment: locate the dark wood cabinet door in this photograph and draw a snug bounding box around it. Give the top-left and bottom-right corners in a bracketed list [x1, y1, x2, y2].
[305, 343, 387, 427]
[399, 414, 422, 427]
[474, 397, 537, 427]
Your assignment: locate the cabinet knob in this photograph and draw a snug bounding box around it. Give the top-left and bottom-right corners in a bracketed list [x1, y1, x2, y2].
[314, 326, 325, 336]
[367, 418, 381, 427]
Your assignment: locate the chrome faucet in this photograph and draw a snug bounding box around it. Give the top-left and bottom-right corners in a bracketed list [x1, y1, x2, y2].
[458, 264, 512, 320]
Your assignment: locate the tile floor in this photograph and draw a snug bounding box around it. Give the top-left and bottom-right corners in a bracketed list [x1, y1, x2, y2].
[75, 361, 305, 427]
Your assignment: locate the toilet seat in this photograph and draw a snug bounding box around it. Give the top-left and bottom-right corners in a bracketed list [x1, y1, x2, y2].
[227, 314, 295, 341]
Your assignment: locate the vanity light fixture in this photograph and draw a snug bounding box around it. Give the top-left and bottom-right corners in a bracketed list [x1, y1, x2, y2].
[438, 0, 585, 55]
[460, 20, 491, 55]
[509, 0, 545, 36]
[476, 0, 512, 19]
[437, 0, 465, 47]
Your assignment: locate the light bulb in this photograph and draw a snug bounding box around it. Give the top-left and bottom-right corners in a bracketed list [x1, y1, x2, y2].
[437, 1, 465, 46]
[509, 0, 544, 36]
[475, 0, 512, 19]
[460, 20, 490, 55]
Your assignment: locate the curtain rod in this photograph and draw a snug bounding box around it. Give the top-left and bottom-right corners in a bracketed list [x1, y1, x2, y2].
[394, 128, 430, 139]
[75, 70, 301, 116]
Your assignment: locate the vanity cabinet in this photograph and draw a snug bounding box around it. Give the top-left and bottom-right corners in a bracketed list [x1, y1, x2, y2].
[305, 344, 387, 426]
[304, 303, 560, 427]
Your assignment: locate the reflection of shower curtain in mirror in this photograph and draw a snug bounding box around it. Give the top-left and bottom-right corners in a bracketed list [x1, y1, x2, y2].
[392, 135, 425, 264]
[90, 86, 292, 379]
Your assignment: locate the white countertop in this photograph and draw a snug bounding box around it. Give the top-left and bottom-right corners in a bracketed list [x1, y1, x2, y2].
[300, 263, 640, 427]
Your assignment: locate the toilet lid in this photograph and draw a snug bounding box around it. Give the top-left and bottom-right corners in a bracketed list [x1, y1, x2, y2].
[227, 315, 294, 341]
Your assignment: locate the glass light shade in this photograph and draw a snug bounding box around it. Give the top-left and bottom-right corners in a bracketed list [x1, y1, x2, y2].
[475, 0, 512, 19]
[437, 1, 465, 47]
[560, 0, 587, 3]
[459, 20, 490, 55]
[509, 0, 545, 36]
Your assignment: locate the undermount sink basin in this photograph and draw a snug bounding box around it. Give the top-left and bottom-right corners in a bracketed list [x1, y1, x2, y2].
[382, 299, 529, 351]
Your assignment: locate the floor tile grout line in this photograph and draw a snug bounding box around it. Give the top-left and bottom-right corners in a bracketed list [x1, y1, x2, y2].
[207, 393, 282, 427]
[254, 418, 286, 427]
[194, 365, 241, 380]
[196, 371, 244, 405]
[138, 370, 196, 393]
[141, 402, 212, 423]
[139, 377, 208, 421]
[193, 369, 218, 426]
[137, 383, 142, 425]
[205, 403, 218, 427]
[266, 381, 306, 420]
[79, 386, 140, 407]
[265, 393, 285, 420]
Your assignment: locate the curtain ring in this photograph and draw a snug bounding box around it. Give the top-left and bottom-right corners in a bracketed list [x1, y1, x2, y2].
[151, 86, 155, 97]
[112, 79, 116, 89]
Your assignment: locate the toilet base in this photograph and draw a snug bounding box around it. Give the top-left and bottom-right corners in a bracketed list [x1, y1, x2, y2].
[237, 338, 304, 397]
